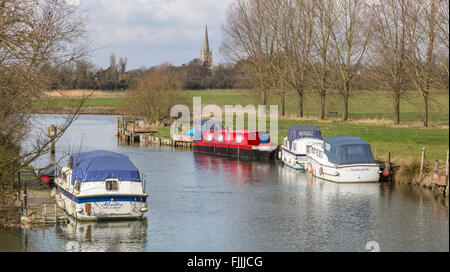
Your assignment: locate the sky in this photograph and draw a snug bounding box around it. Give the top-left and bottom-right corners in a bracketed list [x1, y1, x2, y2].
[74, 0, 234, 70]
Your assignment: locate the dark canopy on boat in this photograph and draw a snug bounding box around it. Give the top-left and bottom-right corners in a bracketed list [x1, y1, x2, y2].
[288, 126, 322, 149]
[194, 119, 222, 142]
[70, 150, 141, 184]
[323, 136, 376, 165]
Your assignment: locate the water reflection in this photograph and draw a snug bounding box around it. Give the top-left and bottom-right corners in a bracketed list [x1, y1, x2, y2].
[57, 219, 148, 252]
[0, 114, 447, 252]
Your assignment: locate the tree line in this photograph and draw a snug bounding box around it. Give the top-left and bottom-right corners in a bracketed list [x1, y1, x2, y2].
[221, 0, 449, 127]
[49, 54, 243, 91]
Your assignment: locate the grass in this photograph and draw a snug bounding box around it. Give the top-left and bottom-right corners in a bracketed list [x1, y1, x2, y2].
[186, 89, 449, 125]
[36, 89, 449, 162]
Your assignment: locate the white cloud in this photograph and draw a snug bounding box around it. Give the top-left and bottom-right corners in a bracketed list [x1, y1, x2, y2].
[80, 0, 234, 68]
[85, 0, 232, 45]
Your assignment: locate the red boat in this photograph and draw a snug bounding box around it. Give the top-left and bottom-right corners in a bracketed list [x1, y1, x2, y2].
[193, 129, 278, 161]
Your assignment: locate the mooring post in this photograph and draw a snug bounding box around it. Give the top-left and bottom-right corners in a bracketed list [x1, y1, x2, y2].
[23, 179, 27, 217]
[48, 125, 57, 154]
[43, 204, 46, 225]
[434, 160, 440, 172]
[17, 171, 21, 200]
[446, 150, 449, 198]
[54, 203, 57, 225]
[386, 152, 391, 181]
[420, 147, 425, 180]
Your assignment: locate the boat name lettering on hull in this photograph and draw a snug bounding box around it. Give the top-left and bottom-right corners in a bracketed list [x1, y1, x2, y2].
[101, 201, 123, 209]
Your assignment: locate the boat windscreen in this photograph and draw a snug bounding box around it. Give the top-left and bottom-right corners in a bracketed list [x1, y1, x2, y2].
[333, 144, 376, 165]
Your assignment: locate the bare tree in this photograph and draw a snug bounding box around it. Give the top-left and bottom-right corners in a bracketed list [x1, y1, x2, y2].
[331, 0, 373, 121]
[0, 0, 89, 227]
[121, 64, 183, 125]
[221, 0, 278, 106]
[268, 0, 315, 118]
[407, 0, 443, 127]
[370, 0, 412, 125]
[308, 0, 338, 120]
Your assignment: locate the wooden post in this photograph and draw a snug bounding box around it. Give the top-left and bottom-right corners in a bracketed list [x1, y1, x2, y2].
[419, 147, 425, 180]
[43, 204, 46, 225]
[446, 150, 449, 198]
[48, 125, 57, 154]
[386, 152, 391, 181]
[23, 179, 27, 217]
[17, 171, 21, 200]
[434, 160, 440, 172]
[54, 203, 57, 225]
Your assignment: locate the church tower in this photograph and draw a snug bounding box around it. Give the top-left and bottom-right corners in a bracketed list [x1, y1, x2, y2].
[200, 25, 213, 69]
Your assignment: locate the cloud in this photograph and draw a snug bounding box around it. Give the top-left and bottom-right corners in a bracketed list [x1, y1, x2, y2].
[84, 0, 232, 45]
[79, 0, 234, 69]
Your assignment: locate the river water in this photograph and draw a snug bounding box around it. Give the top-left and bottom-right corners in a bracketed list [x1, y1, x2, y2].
[0, 114, 448, 252]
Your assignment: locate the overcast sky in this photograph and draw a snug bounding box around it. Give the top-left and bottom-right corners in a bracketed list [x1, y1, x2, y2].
[76, 0, 234, 70]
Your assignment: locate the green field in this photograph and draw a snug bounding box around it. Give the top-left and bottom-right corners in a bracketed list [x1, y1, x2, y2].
[37, 89, 449, 163]
[186, 89, 449, 125]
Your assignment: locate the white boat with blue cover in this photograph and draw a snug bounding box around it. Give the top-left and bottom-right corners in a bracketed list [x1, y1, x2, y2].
[306, 136, 381, 183]
[54, 150, 148, 221]
[279, 126, 324, 171]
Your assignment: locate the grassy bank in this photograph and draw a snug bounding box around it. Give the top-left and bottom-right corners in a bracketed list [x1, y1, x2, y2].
[37, 89, 449, 125]
[153, 118, 449, 163]
[36, 89, 449, 162]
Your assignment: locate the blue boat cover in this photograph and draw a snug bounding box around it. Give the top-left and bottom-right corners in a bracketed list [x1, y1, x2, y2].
[288, 126, 322, 149]
[323, 136, 376, 165]
[70, 150, 141, 184]
[193, 119, 222, 142]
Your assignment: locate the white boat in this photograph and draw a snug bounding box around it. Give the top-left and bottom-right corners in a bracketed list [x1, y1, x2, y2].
[279, 126, 324, 171]
[54, 150, 148, 221]
[306, 136, 381, 183]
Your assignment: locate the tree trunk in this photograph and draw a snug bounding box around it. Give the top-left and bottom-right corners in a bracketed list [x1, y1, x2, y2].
[343, 93, 349, 121]
[320, 93, 326, 120]
[297, 88, 304, 118]
[394, 92, 400, 125]
[423, 93, 429, 128]
[343, 80, 350, 121]
[281, 92, 286, 117]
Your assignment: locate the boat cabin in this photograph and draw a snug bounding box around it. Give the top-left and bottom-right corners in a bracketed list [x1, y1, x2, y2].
[285, 126, 322, 150]
[322, 136, 376, 165]
[201, 129, 272, 148]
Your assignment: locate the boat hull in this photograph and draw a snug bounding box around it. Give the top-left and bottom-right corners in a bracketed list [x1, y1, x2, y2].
[307, 157, 380, 183]
[56, 185, 147, 221]
[279, 146, 307, 171]
[193, 144, 277, 161]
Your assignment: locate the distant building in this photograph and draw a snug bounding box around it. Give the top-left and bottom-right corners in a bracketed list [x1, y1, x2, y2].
[200, 25, 213, 69]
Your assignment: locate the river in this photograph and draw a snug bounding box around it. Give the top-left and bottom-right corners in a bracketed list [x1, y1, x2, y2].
[0, 114, 448, 252]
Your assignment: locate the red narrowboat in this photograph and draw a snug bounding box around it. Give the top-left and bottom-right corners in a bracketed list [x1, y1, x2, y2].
[193, 129, 278, 161]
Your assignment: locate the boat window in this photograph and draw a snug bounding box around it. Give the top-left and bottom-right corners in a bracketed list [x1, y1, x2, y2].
[206, 134, 213, 141]
[299, 131, 314, 138]
[106, 180, 118, 191]
[74, 181, 80, 191]
[227, 135, 232, 142]
[217, 135, 224, 142]
[236, 135, 243, 143]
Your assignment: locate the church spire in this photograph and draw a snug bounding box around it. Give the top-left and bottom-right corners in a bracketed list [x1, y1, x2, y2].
[204, 25, 210, 52]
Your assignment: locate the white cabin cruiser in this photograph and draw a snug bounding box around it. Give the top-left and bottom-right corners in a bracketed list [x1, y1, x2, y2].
[306, 136, 381, 183]
[279, 126, 323, 170]
[54, 150, 148, 221]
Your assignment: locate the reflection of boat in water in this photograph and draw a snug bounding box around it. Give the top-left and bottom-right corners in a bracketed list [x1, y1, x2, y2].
[279, 126, 323, 171]
[59, 218, 148, 252]
[54, 150, 148, 221]
[306, 136, 381, 183]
